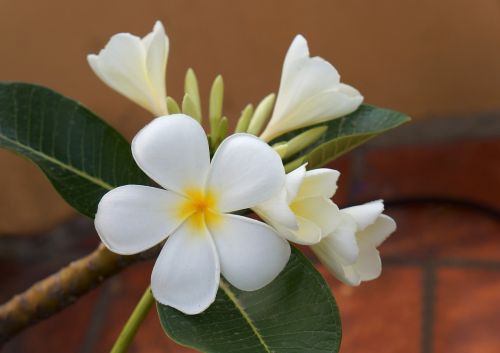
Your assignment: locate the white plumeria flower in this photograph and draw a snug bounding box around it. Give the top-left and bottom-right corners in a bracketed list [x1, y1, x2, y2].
[253, 164, 341, 245]
[259, 35, 364, 142]
[95, 114, 290, 314]
[311, 200, 396, 286]
[88, 21, 169, 117]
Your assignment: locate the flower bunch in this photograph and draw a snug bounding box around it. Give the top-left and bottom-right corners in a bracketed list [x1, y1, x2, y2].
[89, 21, 396, 315]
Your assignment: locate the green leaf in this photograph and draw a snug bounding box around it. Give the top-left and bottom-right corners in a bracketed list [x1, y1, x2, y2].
[0, 82, 148, 218]
[275, 104, 410, 168]
[158, 247, 341, 353]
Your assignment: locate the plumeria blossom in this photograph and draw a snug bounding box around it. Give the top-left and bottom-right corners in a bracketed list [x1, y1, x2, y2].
[88, 21, 169, 116]
[259, 35, 364, 142]
[311, 200, 396, 286]
[254, 165, 395, 286]
[95, 114, 290, 314]
[253, 164, 341, 245]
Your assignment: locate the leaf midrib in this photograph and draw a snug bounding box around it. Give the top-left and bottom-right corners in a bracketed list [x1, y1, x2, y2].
[219, 280, 272, 353]
[0, 133, 113, 190]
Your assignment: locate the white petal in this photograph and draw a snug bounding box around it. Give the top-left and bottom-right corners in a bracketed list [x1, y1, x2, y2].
[339, 83, 364, 98]
[132, 115, 210, 194]
[151, 221, 220, 315]
[276, 216, 322, 245]
[209, 214, 290, 291]
[353, 245, 382, 282]
[277, 57, 341, 120]
[297, 168, 340, 200]
[88, 33, 152, 112]
[252, 164, 306, 230]
[260, 35, 363, 141]
[273, 36, 340, 123]
[334, 215, 395, 285]
[279, 35, 310, 93]
[322, 213, 359, 265]
[342, 200, 384, 230]
[281, 86, 363, 129]
[357, 214, 396, 248]
[284, 164, 306, 203]
[311, 241, 361, 286]
[142, 21, 168, 115]
[291, 197, 341, 237]
[253, 187, 298, 230]
[95, 185, 187, 255]
[275, 35, 311, 108]
[207, 134, 285, 212]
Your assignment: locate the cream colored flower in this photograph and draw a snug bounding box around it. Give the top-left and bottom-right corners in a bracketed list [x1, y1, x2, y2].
[311, 200, 396, 286]
[95, 114, 290, 314]
[260, 35, 363, 142]
[253, 164, 341, 245]
[88, 21, 169, 116]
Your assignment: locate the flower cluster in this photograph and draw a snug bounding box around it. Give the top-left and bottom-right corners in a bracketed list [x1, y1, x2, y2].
[90, 21, 395, 315]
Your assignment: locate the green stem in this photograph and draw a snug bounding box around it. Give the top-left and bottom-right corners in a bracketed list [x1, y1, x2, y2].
[110, 287, 155, 353]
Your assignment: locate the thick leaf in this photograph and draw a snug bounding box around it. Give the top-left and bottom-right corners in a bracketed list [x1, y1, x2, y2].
[158, 247, 341, 353]
[276, 104, 410, 168]
[0, 82, 148, 217]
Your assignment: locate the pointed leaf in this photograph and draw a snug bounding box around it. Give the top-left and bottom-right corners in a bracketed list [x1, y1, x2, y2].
[0, 82, 148, 218]
[274, 104, 410, 168]
[158, 247, 341, 353]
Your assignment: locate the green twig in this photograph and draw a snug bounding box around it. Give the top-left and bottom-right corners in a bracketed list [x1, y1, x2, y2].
[110, 287, 155, 353]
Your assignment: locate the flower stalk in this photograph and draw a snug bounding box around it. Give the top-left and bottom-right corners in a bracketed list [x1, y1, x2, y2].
[110, 287, 155, 353]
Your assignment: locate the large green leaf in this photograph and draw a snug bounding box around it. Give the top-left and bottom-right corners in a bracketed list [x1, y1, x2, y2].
[158, 247, 341, 353]
[276, 104, 410, 168]
[0, 82, 148, 217]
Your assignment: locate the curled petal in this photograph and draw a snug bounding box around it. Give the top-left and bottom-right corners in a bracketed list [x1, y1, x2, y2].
[142, 21, 169, 106]
[252, 164, 306, 230]
[88, 34, 150, 109]
[312, 213, 362, 286]
[342, 200, 384, 230]
[319, 213, 359, 265]
[314, 213, 396, 286]
[209, 214, 290, 291]
[260, 34, 363, 141]
[284, 164, 306, 203]
[291, 197, 341, 237]
[344, 215, 394, 283]
[95, 185, 188, 255]
[297, 168, 340, 200]
[207, 134, 285, 212]
[278, 34, 314, 96]
[253, 188, 298, 230]
[353, 246, 382, 282]
[132, 115, 210, 194]
[276, 216, 323, 245]
[151, 221, 220, 315]
[275, 35, 340, 117]
[280, 85, 363, 129]
[88, 21, 168, 116]
[312, 241, 361, 286]
[357, 214, 397, 249]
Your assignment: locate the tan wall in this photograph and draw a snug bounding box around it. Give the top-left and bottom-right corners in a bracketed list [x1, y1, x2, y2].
[1, 0, 500, 233]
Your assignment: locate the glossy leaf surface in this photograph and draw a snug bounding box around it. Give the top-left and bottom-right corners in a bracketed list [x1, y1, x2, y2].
[0, 82, 148, 217]
[158, 247, 341, 353]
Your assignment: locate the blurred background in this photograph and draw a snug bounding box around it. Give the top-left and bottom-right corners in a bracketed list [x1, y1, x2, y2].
[1, 0, 499, 352]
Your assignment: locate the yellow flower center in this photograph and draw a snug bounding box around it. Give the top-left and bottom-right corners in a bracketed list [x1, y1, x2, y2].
[179, 188, 221, 231]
